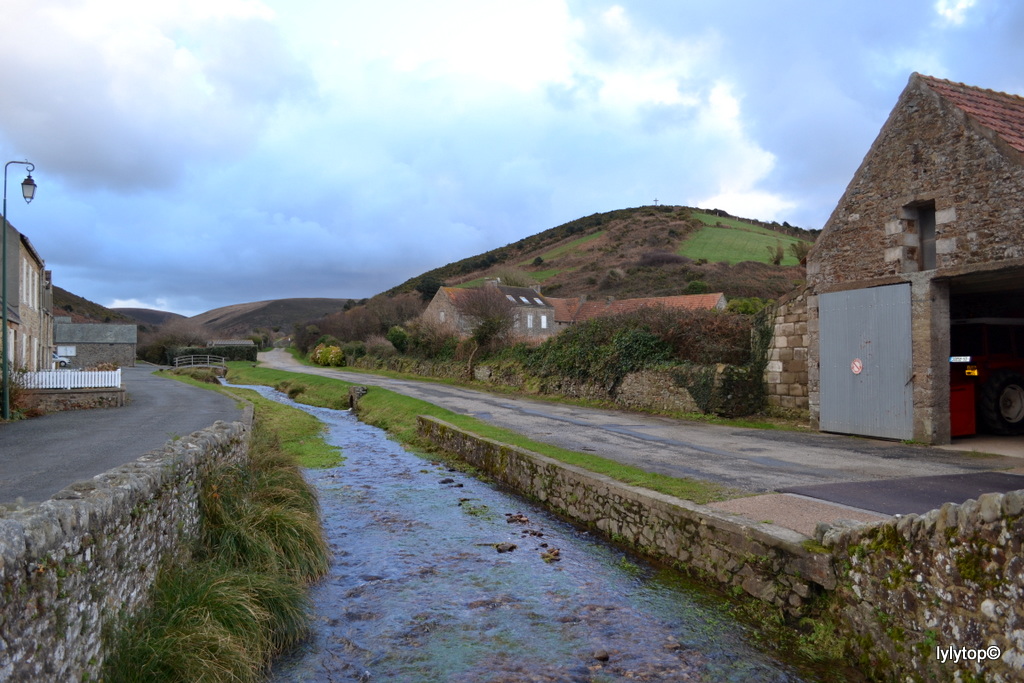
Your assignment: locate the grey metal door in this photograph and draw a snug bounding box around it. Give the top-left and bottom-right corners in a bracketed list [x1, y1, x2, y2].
[819, 284, 913, 440]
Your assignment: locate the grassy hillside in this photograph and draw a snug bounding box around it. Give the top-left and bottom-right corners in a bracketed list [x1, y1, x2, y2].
[189, 298, 352, 337]
[53, 286, 138, 325]
[115, 308, 186, 327]
[389, 205, 816, 301]
[683, 214, 806, 266]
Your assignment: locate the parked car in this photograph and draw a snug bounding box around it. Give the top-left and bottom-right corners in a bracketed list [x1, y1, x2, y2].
[949, 318, 1024, 435]
[52, 352, 71, 368]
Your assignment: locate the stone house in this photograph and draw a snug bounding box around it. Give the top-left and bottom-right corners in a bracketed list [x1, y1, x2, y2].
[2, 223, 53, 371]
[425, 281, 729, 342]
[805, 73, 1024, 444]
[423, 281, 556, 339]
[54, 318, 138, 368]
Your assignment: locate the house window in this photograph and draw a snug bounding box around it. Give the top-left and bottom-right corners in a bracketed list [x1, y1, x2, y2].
[541, 315, 548, 329]
[439, 311, 446, 323]
[527, 314, 534, 329]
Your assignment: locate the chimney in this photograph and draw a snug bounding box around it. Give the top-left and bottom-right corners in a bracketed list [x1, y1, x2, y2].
[531, 284, 542, 294]
[485, 278, 500, 288]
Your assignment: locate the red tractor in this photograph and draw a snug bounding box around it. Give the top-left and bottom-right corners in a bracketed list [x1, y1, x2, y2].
[949, 319, 1024, 436]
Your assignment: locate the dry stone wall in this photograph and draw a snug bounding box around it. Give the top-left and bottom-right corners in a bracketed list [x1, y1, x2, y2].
[25, 387, 127, 412]
[824, 489, 1024, 682]
[0, 420, 249, 682]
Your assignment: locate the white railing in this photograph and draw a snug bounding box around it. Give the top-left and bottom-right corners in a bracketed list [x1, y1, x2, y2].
[20, 369, 122, 390]
[174, 355, 227, 368]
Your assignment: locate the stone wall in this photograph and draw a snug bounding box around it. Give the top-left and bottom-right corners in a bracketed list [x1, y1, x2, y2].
[72, 343, 137, 369]
[765, 290, 810, 416]
[416, 411, 1024, 681]
[25, 387, 127, 412]
[358, 354, 753, 417]
[416, 415, 835, 615]
[0, 420, 250, 682]
[822, 490, 1024, 682]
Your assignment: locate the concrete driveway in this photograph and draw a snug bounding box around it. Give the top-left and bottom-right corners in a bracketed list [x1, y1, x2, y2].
[0, 365, 244, 504]
[257, 349, 1024, 529]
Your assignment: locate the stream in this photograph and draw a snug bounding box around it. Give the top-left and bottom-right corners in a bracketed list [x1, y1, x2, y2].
[236, 384, 811, 682]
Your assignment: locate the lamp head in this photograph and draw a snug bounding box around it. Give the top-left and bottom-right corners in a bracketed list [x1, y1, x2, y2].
[21, 174, 36, 204]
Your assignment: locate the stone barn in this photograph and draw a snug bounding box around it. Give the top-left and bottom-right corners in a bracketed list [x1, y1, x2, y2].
[806, 73, 1024, 445]
[54, 319, 138, 368]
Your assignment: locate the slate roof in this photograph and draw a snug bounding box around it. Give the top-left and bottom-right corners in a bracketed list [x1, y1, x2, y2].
[439, 285, 552, 309]
[920, 74, 1024, 154]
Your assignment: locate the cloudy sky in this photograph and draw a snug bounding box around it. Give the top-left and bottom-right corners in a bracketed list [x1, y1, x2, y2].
[0, 0, 1020, 316]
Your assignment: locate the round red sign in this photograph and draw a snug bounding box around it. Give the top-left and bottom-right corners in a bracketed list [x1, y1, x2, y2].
[851, 358, 863, 374]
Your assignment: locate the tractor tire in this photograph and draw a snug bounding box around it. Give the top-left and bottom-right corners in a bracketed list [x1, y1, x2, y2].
[979, 370, 1024, 435]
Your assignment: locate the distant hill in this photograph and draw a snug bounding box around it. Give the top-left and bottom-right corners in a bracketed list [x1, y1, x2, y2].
[189, 298, 352, 337]
[55, 285, 351, 339]
[389, 205, 816, 301]
[53, 286, 138, 325]
[114, 308, 186, 327]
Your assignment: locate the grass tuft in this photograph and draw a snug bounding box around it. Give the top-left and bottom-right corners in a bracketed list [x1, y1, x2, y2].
[102, 420, 330, 681]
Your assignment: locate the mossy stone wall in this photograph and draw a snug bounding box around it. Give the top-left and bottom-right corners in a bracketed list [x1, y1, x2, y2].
[0, 420, 250, 682]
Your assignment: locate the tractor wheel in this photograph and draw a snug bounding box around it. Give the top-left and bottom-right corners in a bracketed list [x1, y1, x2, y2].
[979, 370, 1024, 435]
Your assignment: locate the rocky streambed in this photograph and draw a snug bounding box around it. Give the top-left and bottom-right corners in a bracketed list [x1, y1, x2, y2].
[237, 384, 811, 682]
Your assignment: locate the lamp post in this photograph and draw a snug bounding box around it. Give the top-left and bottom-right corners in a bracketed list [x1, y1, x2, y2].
[2, 160, 37, 420]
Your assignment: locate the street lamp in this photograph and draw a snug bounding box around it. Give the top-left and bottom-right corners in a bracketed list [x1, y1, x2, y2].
[2, 160, 37, 420]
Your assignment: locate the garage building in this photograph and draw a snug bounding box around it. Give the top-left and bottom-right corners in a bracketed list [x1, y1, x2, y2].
[806, 73, 1024, 444]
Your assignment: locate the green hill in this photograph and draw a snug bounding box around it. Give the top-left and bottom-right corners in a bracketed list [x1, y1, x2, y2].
[390, 205, 816, 302]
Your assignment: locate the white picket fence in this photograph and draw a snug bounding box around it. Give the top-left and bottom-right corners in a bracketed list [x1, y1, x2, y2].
[20, 369, 122, 390]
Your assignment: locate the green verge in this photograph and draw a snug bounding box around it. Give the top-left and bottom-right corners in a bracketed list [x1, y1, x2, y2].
[155, 367, 342, 469]
[226, 364, 742, 504]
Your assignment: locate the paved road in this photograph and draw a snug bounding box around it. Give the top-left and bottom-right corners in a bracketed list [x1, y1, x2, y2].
[0, 365, 244, 504]
[258, 350, 1024, 514]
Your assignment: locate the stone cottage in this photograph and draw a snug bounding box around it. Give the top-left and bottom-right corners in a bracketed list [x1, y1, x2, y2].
[806, 73, 1024, 444]
[423, 280, 556, 340]
[54, 318, 138, 368]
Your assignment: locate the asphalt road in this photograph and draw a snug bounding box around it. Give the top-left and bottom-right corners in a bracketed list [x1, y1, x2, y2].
[0, 365, 244, 504]
[258, 349, 1024, 512]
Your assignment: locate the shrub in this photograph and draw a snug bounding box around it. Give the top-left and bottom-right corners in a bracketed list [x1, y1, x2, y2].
[342, 340, 366, 361]
[365, 335, 397, 358]
[638, 251, 687, 267]
[310, 343, 345, 367]
[386, 325, 409, 353]
[405, 317, 460, 359]
[684, 280, 710, 294]
[725, 297, 772, 315]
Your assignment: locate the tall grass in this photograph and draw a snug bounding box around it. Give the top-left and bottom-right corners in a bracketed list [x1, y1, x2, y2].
[102, 422, 330, 681]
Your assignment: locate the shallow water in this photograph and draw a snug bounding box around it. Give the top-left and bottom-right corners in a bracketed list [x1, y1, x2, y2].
[237, 384, 809, 682]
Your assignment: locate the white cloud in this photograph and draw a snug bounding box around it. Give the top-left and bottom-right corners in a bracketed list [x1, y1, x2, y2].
[935, 0, 978, 25]
[4, 0, 1020, 315]
[108, 297, 175, 311]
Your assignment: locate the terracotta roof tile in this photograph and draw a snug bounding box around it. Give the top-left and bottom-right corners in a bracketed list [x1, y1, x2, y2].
[547, 293, 726, 323]
[919, 74, 1024, 154]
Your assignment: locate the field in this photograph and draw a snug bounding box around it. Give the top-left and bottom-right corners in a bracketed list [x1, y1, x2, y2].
[682, 213, 809, 266]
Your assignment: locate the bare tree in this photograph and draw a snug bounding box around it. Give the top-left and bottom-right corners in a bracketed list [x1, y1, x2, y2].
[788, 240, 812, 263]
[456, 286, 516, 350]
